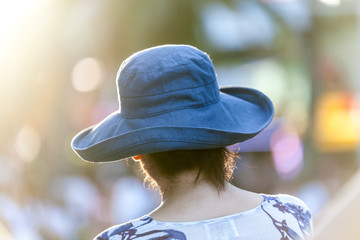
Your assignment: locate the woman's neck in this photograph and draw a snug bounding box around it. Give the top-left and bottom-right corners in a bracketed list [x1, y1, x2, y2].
[158, 171, 218, 199]
[149, 173, 263, 222]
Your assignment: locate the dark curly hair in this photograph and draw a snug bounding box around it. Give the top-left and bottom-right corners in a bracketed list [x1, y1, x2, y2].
[138, 147, 238, 194]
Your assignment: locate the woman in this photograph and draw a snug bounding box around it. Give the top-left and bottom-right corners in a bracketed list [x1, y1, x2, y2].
[72, 45, 312, 240]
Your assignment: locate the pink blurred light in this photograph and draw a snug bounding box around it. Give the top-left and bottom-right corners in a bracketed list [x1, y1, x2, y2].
[271, 131, 304, 179]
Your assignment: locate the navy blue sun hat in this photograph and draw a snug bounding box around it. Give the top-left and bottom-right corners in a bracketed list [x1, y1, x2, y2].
[71, 45, 274, 163]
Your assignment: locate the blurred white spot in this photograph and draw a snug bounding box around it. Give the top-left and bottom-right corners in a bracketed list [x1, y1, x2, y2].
[56, 176, 99, 222]
[111, 176, 160, 223]
[71, 57, 103, 92]
[318, 0, 341, 6]
[0, 194, 41, 240]
[216, 59, 287, 112]
[296, 181, 330, 216]
[15, 125, 41, 163]
[252, 60, 287, 108]
[202, 2, 275, 51]
[265, 0, 311, 32]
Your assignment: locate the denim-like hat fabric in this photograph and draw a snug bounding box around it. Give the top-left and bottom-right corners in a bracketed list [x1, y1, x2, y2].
[71, 45, 274, 162]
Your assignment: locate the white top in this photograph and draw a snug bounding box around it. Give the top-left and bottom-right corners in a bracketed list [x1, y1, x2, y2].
[95, 194, 313, 240]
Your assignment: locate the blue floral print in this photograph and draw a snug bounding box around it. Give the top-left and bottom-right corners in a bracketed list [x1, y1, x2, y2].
[262, 195, 312, 239]
[96, 217, 186, 240]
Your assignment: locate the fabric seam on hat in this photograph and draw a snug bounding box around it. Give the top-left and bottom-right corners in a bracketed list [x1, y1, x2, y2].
[120, 97, 220, 119]
[121, 56, 210, 74]
[120, 79, 217, 98]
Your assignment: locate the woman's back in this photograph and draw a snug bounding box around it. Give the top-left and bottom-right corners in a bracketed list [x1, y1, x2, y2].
[71, 45, 313, 240]
[95, 194, 312, 240]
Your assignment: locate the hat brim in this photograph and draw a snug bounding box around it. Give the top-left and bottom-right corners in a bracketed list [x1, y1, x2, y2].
[71, 87, 274, 163]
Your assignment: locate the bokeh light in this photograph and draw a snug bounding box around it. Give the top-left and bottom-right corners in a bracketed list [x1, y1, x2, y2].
[313, 92, 360, 152]
[318, 0, 341, 7]
[271, 128, 304, 180]
[71, 57, 104, 92]
[14, 124, 41, 163]
[202, 2, 275, 51]
[252, 60, 287, 111]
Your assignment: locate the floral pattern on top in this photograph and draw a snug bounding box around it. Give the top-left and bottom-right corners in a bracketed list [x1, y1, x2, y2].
[262, 195, 312, 240]
[96, 217, 186, 240]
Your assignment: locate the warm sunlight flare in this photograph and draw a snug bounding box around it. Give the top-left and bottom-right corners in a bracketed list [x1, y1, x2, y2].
[0, 0, 45, 52]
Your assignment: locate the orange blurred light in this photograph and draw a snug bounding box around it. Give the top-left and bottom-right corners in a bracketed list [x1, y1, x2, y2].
[313, 92, 360, 152]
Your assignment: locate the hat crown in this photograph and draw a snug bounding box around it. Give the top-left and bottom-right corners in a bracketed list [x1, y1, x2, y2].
[117, 45, 220, 118]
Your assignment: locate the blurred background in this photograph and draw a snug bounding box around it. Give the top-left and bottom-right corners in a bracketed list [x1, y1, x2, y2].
[0, 0, 360, 239]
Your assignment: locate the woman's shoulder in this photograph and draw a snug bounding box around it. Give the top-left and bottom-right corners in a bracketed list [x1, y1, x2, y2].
[93, 216, 187, 240]
[262, 193, 311, 211]
[260, 193, 313, 237]
[93, 216, 153, 240]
